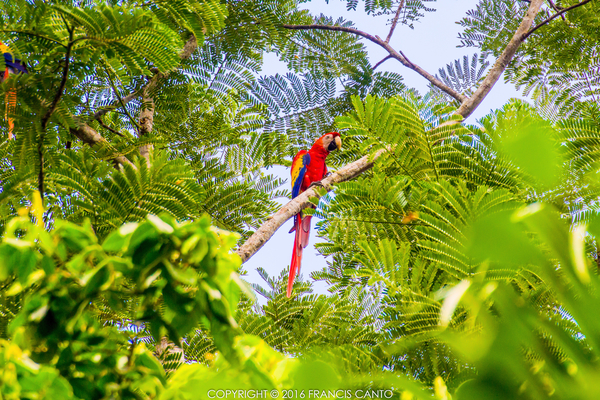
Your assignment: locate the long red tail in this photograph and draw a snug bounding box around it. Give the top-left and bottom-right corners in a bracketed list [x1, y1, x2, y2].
[3, 69, 15, 139]
[287, 213, 312, 297]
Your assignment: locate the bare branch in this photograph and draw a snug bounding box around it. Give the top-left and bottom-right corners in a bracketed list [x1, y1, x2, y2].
[236, 149, 386, 263]
[373, 55, 393, 70]
[283, 24, 468, 103]
[69, 124, 135, 168]
[546, 0, 566, 20]
[95, 116, 125, 137]
[546, 0, 562, 10]
[39, 31, 74, 201]
[385, 0, 405, 43]
[524, 0, 592, 39]
[41, 47, 72, 129]
[455, 0, 545, 119]
[138, 93, 154, 167]
[180, 34, 198, 59]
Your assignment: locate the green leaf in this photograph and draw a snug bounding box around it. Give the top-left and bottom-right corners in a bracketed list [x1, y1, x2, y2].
[467, 209, 544, 267]
[147, 214, 175, 234]
[129, 223, 163, 266]
[163, 260, 197, 286]
[292, 361, 340, 391]
[102, 222, 138, 252]
[0, 244, 16, 280]
[499, 120, 561, 189]
[82, 264, 114, 297]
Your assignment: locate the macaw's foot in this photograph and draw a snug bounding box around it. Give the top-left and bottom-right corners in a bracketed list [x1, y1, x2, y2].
[308, 181, 324, 190]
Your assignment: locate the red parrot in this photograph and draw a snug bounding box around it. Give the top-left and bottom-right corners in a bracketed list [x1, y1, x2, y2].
[287, 132, 341, 297]
[1, 42, 28, 139]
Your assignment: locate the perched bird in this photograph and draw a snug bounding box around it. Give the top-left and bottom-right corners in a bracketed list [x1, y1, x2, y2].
[287, 132, 341, 297]
[1, 42, 28, 139]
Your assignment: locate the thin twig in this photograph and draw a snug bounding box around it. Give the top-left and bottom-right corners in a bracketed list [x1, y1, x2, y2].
[41, 50, 72, 128]
[373, 55, 392, 70]
[103, 63, 142, 133]
[95, 116, 125, 137]
[524, 0, 592, 39]
[39, 29, 74, 201]
[546, 0, 564, 11]
[385, 0, 406, 43]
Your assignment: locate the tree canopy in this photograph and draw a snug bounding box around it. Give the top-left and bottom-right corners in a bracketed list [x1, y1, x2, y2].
[1, 0, 600, 399]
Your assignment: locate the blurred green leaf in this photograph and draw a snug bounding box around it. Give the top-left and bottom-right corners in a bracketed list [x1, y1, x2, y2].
[499, 120, 561, 189]
[82, 264, 114, 297]
[467, 209, 544, 267]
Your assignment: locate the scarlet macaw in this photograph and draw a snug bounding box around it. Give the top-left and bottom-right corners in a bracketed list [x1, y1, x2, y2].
[287, 132, 341, 297]
[1, 42, 28, 139]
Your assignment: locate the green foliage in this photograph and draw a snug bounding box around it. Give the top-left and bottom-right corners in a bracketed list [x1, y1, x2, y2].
[2, 0, 600, 399]
[341, 0, 436, 28]
[459, 0, 600, 120]
[458, 0, 526, 52]
[433, 53, 490, 102]
[0, 202, 433, 400]
[443, 203, 600, 399]
[308, 92, 600, 396]
[0, 196, 247, 398]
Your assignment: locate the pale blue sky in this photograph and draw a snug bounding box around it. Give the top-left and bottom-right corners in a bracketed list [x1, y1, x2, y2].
[244, 0, 525, 296]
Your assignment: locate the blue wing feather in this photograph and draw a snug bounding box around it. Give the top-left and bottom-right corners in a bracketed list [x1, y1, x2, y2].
[3, 53, 27, 74]
[291, 153, 311, 198]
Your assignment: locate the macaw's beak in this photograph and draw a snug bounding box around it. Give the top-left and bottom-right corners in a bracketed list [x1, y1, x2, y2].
[328, 136, 342, 152]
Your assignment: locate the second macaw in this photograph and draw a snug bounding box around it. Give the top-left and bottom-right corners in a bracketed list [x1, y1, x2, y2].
[287, 132, 341, 297]
[1, 42, 28, 139]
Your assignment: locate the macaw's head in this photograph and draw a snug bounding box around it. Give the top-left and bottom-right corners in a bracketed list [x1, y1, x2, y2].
[313, 132, 341, 154]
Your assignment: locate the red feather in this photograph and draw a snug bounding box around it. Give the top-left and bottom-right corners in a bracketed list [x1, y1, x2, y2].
[287, 132, 340, 297]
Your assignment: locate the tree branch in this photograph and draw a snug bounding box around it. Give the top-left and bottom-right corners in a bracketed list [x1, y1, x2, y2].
[138, 93, 154, 167]
[103, 65, 142, 133]
[385, 0, 405, 43]
[282, 24, 468, 103]
[546, 0, 566, 20]
[134, 37, 198, 167]
[69, 124, 135, 167]
[236, 149, 386, 263]
[373, 55, 393, 70]
[41, 48, 72, 129]
[95, 116, 125, 137]
[524, 0, 592, 39]
[39, 31, 73, 201]
[454, 0, 545, 119]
